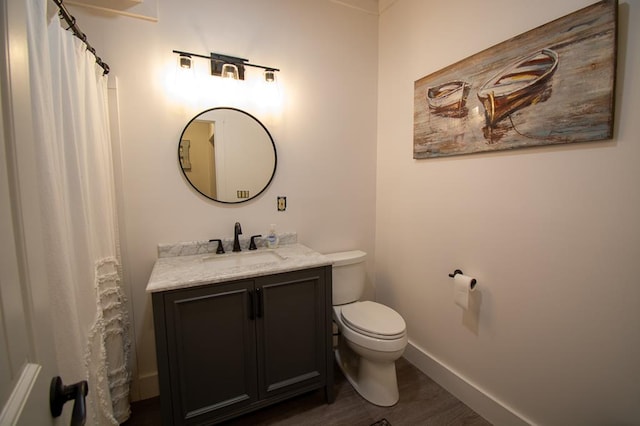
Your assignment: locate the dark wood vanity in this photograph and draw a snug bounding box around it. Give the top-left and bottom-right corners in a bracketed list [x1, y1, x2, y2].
[150, 249, 334, 425]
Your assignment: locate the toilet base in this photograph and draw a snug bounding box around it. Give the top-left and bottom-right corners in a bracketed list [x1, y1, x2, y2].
[334, 340, 400, 407]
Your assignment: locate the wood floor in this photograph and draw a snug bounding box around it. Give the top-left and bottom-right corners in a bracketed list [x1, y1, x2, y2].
[123, 357, 491, 425]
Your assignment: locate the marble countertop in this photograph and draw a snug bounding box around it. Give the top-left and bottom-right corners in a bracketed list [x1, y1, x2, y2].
[146, 242, 331, 293]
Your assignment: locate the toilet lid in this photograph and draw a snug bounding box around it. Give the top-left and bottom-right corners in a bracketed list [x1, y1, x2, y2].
[341, 301, 406, 340]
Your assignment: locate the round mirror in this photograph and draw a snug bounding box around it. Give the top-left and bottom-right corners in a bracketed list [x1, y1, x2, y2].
[178, 107, 277, 203]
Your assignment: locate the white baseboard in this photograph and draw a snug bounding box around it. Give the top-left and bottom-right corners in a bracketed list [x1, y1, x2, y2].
[134, 372, 159, 402]
[133, 341, 534, 421]
[403, 340, 533, 426]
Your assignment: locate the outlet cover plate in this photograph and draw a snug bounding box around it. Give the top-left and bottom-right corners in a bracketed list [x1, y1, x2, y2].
[277, 196, 286, 211]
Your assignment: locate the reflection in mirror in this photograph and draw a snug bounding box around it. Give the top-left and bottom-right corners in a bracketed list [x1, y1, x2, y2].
[178, 108, 277, 203]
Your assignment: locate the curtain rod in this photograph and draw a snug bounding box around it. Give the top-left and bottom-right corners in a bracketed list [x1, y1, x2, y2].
[52, 0, 110, 75]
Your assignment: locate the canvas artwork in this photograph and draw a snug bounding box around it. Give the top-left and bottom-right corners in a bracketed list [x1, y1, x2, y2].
[413, 0, 617, 159]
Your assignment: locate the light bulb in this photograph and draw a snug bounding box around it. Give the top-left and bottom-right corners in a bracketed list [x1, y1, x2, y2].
[178, 54, 192, 69]
[264, 69, 277, 83]
[221, 63, 239, 80]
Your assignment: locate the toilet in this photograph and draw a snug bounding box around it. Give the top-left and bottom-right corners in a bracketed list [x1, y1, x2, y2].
[326, 250, 407, 407]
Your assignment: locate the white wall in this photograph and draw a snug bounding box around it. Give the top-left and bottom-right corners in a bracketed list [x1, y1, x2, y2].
[72, 0, 640, 422]
[71, 0, 378, 399]
[377, 0, 640, 424]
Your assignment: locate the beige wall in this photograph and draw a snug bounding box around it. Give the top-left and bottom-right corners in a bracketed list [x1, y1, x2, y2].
[71, 0, 378, 400]
[377, 0, 640, 424]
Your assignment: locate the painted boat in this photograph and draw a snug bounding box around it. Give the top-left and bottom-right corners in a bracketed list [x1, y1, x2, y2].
[477, 48, 558, 127]
[426, 80, 470, 114]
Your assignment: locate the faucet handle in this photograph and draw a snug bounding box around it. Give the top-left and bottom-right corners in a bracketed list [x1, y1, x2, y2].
[249, 235, 262, 250]
[209, 239, 225, 254]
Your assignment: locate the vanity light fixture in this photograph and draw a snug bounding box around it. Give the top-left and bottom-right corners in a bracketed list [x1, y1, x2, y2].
[221, 63, 240, 80]
[264, 69, 277, 83]
[178, 53, 192, 69]
[172, 49, 280, 81]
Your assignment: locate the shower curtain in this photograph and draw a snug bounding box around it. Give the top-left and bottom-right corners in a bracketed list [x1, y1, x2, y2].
[26, 0, 130, 424]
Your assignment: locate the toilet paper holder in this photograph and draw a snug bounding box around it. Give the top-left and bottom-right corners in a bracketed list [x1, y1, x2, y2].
[448, 269, 477, 289]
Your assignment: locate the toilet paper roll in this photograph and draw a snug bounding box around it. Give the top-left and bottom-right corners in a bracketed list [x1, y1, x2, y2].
[454, 274, 476, 310]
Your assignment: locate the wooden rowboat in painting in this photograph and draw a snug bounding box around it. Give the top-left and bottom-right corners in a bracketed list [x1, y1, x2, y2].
[477, 48, 559, 127]
[426, 80, 470, 118]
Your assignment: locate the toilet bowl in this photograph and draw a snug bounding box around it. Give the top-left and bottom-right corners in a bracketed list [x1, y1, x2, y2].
[333, 302, 407, 406]
[326, 251, 408, 407]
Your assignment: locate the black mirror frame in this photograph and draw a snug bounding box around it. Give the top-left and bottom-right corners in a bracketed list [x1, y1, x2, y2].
[178, 107, 277, 204]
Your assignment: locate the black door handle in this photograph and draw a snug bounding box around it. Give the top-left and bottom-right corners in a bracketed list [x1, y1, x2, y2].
[256, 287, 263, 318]
[50, 376, 88, 426]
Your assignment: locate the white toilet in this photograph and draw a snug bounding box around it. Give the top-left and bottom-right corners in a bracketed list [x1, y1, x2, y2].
[326, 250, 407, 407]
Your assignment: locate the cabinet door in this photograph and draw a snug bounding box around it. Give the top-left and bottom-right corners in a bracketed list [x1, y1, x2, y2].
[162, 280, 257, 424]
[256, 268, 327, 399]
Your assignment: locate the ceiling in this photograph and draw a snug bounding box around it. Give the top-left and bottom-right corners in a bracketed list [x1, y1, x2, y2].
[66, 0, 398, 21]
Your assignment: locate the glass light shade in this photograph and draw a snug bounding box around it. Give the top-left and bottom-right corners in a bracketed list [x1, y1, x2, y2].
[178, 54, 192, 69]
[264, 69, 277, 83]
[221, 63, 239, 80]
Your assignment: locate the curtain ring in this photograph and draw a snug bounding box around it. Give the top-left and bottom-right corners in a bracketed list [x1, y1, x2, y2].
[64, 15, 76, 31]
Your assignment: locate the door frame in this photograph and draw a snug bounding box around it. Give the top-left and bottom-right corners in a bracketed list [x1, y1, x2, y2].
[0, 0, 63, 423]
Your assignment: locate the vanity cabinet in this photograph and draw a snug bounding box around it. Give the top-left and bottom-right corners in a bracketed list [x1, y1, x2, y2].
[152, 266, 334, 425]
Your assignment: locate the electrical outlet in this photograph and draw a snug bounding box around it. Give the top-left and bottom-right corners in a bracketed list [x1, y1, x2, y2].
[277, 196, 286, 211]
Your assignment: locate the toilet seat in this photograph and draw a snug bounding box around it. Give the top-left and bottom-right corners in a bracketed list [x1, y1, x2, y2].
[341, 301, 406, 340]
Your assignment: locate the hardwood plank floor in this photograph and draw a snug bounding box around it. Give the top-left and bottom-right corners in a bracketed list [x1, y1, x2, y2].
[123, 357, 491, 425]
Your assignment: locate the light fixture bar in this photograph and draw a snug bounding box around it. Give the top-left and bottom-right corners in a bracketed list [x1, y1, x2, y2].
[172, 50, 210, 60]
[244, 63, 280, 72]
[173, 49, 279, 81]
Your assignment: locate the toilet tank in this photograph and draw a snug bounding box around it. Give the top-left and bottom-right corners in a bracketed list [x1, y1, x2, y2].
[326, 250, 367, 305]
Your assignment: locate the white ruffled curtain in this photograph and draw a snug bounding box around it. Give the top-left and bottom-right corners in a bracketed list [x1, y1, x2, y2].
[25, 0, 130, 424]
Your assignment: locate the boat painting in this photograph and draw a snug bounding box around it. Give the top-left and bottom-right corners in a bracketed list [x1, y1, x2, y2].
[477, 49, 558, 128]
[413, 0, 616, 159]
[427, 80, 470, 118]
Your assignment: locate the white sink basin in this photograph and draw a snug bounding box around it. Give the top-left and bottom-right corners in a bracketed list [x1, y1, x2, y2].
[201, 250, 284, 269]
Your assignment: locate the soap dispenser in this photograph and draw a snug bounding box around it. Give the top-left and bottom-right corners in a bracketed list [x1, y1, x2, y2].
[266, 224, 279, 249]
